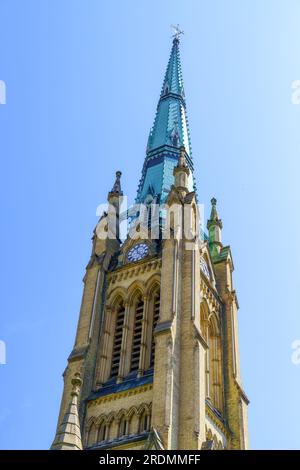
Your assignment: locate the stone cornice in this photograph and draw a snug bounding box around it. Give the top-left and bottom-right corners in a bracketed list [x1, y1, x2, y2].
[200, 274, 222, 304]
[87, 383, 153, 408]
[108, 258, 161, 286]
[234, 379, 250, 405]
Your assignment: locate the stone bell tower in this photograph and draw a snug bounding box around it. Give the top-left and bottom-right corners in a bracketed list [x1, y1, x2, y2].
[51, 32, 249, 451]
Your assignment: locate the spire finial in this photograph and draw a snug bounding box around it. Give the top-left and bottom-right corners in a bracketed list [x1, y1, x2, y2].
[50, 372, 83, 450]
[71, 372, 82, 397]
[178, 145, 187, 168]
[110, 170, 123, 195]
[207, 196, 223, 248]
[171, 24, 184, 42]
[209, 197, 221, 224]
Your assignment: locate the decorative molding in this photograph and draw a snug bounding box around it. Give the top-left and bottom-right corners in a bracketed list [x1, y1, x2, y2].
[108, 259, 162, 286]
[200, 279, 222, 316]
[87, 384, 153, 408]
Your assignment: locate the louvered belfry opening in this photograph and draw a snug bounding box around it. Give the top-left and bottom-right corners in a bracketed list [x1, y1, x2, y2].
[110, 303, 125, 378]
[130, 297, 144, 372]
[150, 291, 160, 368]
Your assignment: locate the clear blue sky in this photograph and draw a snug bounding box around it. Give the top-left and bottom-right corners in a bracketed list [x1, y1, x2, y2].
[0, 0, 300, 450]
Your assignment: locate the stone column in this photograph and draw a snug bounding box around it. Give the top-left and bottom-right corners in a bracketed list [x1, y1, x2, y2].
[222, 291, 249, 449]
[151, 237, 179, 449]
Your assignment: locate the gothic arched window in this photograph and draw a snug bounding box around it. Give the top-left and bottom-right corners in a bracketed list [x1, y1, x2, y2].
[150, 290, 160, 368]
[130, 297, 144, 372]
[98, 422, 107, 442]
[118, 416, 127, 437]
[110, 302, 125, 378]
[87, 422, 97, 447]
[139, 410, 151, 433]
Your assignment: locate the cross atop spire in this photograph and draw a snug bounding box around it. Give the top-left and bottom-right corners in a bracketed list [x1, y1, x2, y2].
[171, 24, 184, 42]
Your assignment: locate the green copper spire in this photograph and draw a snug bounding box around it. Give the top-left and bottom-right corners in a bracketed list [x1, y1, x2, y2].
[136, 33, 196, 204]
[147, 36, 191, 156]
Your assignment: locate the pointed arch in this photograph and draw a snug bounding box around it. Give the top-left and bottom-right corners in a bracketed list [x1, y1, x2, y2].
[106, 411, 115, 425]
[87, 422, 97, 447]
[86, 416, 97, 428]
[128, 406, 139, 435]
[106, 286, 127, 307]
[97, 418, 107, 443]
[95, 414, 107, 426]
[145, 274, 161, 297]
[137, 403, 148, 416]
[127, 281, 145, 306]
[116, 408, 127, 421]
[138, 404, 151, 433]
[118, 413, 128, 438]
[127, 405, 138, 420]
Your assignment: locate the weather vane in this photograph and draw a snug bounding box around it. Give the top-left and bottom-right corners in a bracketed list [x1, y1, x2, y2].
[171, 24, 184, 41]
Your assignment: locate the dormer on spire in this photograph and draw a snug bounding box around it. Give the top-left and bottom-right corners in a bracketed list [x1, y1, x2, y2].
[177, 145, 188, 168]
[173, 145, 190, 193]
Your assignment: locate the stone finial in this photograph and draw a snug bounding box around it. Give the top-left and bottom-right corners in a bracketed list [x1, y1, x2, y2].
[173, 145, 190, 192]
[50, 372, 83, 450]
[207, 197, 223, 251]
[178, 145, 188, 168]
[71, 372, 82, 397]
[208, 197, 222, 228]
[110, 171, 123, 195]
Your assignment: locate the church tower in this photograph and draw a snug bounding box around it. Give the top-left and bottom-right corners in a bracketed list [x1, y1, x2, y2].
[51, 32, 249, 451]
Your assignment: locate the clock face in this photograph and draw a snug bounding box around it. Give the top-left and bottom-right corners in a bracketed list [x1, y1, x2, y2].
[200, 257, 210, 280]
[127, 243, 149, 263]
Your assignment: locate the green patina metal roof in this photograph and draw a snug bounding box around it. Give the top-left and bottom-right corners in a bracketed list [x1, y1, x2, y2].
[147, 37, 192, 155]
[136, 37, 196, 204]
